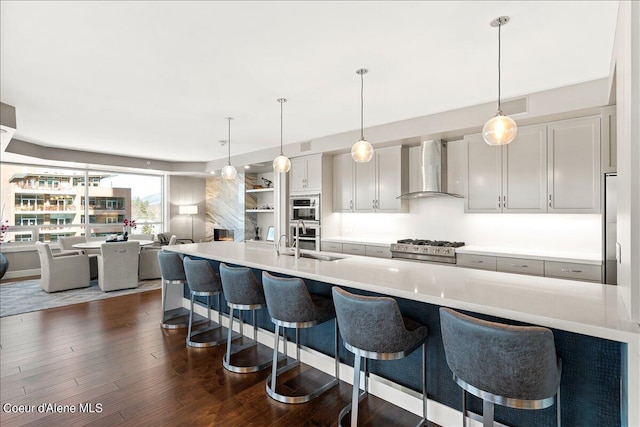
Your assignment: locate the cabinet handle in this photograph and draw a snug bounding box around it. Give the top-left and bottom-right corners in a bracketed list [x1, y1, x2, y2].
[510, 264, 529, 268]
[471, 260, 484, 264]
[498, 196, 501, 208]
[561, 268, 582, 273]
[548, 194, 552, 208]
[503, 196, 507, 208]
[349, 200, 353, 210]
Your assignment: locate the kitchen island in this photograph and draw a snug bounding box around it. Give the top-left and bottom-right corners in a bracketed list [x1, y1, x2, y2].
[164, 242, 639, 427]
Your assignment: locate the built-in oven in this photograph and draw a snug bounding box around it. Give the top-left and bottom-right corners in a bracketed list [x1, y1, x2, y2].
[290, 194, 320, 223]
[289, 222, 320, 251]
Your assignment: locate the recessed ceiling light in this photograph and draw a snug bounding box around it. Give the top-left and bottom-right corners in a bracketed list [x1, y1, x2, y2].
[244, 165, 250, 169]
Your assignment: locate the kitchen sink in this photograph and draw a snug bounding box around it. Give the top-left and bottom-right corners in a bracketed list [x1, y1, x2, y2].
[280, 252, 344, 262]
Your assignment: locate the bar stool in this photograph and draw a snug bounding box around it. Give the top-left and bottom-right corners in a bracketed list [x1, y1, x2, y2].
[158, 251, 204, 329]
[261, 271, 339, 404]
[219, 263, 273, 373]
[182, 256, 237, 347]
[439, 307, 562, 427]
[332, 287, 429, 427]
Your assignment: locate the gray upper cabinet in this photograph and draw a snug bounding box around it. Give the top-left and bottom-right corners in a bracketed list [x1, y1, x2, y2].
[355, 146, 407, 213]
[502, 124, 548, 213]
[464, 124, 547, 213]
[290, 154, 322, 193]
[465, 125, 547, 213]
[547, 116, 601, 213]
[335, 146, 408, 213]
[463, 133, 504, 213]
[601, 106, 617, 174]
[332, 153, 354, 212]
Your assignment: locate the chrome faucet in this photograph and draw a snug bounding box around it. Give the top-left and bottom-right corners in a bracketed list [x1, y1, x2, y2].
[294, 220, 306, 259]
[275, 234, 288, 256]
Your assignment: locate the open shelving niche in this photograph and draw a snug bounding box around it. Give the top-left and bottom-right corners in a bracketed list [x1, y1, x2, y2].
[244, 172, 275, 242]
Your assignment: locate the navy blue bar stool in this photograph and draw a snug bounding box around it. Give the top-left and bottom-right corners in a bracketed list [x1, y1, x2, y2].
[261, 271, 339, 404]
[182, 256, 237, 347]
[440, 307, 562, 427]
[219, 263, 273, 373]
[332, 286, 429, 427]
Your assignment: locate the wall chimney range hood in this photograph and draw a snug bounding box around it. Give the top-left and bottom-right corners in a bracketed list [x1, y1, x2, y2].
[397, 139, 463, 199]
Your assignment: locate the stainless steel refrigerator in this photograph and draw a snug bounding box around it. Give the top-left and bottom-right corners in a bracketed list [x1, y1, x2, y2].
[604, 173, 617, 285]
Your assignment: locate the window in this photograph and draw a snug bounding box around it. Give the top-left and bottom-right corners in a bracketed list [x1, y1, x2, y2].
[0, 164, 164, 243]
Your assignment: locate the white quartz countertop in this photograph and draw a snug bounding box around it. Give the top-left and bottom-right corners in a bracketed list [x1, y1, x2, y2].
[165, 242, 638, 344]
[456, 245, 602, 264]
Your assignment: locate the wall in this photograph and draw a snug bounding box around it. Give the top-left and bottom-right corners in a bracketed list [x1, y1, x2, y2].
[334, 200, 601, 254]
[168, 175, 207, 242]
[612, 0, 640, 324]
[205, 173, 245, 242]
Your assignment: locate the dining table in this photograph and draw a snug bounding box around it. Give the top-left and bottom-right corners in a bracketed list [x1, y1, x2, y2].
[72, 240, 155, 249]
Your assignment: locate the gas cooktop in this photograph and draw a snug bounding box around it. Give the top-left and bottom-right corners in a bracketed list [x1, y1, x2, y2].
[390, 239, 465, 264]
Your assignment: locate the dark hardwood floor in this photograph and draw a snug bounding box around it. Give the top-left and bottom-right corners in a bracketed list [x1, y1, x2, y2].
[0, 289, 438, 426]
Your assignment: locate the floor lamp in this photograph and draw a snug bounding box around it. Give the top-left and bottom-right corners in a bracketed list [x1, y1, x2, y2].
[179, 205, 198, 242]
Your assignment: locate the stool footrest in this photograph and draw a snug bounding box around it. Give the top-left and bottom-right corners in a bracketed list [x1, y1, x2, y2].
[223, 340, 278, 373]
[162, 308, 205, 329]
[266, 361, 339, 404]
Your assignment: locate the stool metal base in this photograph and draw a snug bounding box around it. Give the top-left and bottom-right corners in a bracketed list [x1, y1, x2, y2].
[162, 307, 206, 329]
[188, 323, 241, 348]
[266, 319, 339, 404]
[223, 307, 278, 373]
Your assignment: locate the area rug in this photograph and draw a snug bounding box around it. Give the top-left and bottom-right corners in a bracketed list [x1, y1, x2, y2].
[0, 278, 162, 318]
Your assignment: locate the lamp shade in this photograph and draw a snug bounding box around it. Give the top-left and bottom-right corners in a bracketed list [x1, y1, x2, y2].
[482, 113, 518, 146]
[179, 205, 198, 215]
[273, 154, 291, 173]
[221, 164, 238, 180]
[351, 138, 374, 163]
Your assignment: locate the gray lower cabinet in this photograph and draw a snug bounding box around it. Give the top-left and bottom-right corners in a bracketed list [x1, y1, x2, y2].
[365, 245, 391, 259]
[496, 257, 544, 276]
[342, 243, 366, 256]
[544, 261, 602, 282]
[322, 241, 343, 253]
[458, 253, 601, 282]
[456, 254, 497, 271]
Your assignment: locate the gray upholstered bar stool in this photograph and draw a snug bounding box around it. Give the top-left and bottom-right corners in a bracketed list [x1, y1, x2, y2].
[219, 263, 273, 373]
[158, 251, 204, 329]
[183, 256, 237, 347]
[262, 271, 339, 404]
[332, 287, 429, 427]
[439, 307, 562, 427]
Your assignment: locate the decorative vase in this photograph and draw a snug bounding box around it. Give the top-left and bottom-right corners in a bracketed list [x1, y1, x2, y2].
[0, 252, 8, 280]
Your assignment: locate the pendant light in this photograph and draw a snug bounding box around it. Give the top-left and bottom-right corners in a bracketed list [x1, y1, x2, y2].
[221, 117, 237, 180]
[273, 98, 291, 173]
[483, 16, 517, 146]
[351, 68, 374, 162]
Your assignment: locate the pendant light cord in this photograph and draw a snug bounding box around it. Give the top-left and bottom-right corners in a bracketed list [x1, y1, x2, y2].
[227, 117, 231, 165]
[280, 101, 284, 154]
[497, 20, 502, 111]
[360, 71, 365, 140]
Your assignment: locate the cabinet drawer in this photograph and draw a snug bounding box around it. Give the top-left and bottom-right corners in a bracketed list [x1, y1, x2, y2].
[342, 243, 366, 256]
[544, 261, 602, 282]
[457, 254, 497, 271]
[322, 241, 343, 253]
[497, 257, 544, 276]
[365, 245, 391, 259]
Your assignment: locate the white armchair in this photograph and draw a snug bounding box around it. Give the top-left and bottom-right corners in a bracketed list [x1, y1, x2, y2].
[59, 235, 98, 279]
[98, 241, 140, 292]
[36, 242, 91, 293]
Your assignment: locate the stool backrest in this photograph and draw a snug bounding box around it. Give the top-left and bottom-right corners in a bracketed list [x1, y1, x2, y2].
[332, 287, 416, 354]
[262, 272, 318, 323]
[219, 263, 265, 305]
[183, 257, 221, 293]
[157, 251, 186, 282]
[439, 307, 560, 401]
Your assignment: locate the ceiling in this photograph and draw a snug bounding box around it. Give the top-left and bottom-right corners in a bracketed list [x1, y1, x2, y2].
[0, 1, 619, 165]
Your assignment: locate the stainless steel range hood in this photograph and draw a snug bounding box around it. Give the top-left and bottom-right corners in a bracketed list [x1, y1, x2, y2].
[397, 139, 463, 199]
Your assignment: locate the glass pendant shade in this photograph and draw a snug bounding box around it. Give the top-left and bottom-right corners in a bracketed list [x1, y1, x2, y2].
[351, 138, 374, 162]
[221, 164, 237, 180]
[273, 154, 291, 173]
[483, 112, 517, 146]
